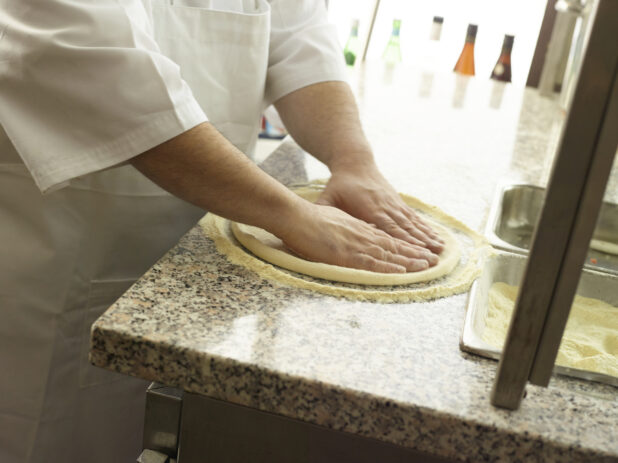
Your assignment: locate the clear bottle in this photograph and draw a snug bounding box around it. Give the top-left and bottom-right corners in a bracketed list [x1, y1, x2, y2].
[490, 35, 514, 82]
[382, 19, 403, 64]
[419, 16, 444, 97]
[343, 19, 360, 66]
[453, 24, 478, 76]
[423, 16, 444, 68]
[429, 16, 444, 44]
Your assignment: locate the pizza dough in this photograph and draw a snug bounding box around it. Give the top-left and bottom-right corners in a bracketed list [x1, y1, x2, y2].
[483, 282, 618, 378]
[231, 220, 460, 285]
[201, 182, 492, 302]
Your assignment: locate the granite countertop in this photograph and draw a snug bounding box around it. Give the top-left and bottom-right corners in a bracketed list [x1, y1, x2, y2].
[91, 66, 618, 463]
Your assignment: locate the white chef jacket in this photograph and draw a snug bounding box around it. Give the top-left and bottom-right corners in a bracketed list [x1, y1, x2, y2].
[0, 0, 346, 192]
[0, 1, 347, 462]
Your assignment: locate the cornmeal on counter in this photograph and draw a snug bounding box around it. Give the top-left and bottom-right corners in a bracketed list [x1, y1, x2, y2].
[483, 282, 618, 378]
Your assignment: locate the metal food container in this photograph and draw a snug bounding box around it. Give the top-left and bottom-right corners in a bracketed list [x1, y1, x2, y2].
[461, 251, 618, 387]
[485, 183, 618, 276]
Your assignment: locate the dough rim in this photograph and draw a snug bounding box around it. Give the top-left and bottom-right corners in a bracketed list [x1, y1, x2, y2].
[231, 217, 460, 286]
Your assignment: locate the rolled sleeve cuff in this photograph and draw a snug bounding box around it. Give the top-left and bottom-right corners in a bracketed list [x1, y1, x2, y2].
[32, 98, 206, 193]
[264, 64, 348, 106]
[265, 17, 348, 105]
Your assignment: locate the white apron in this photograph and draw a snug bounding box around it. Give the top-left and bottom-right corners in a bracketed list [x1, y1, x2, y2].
[0, 1, 270, 462]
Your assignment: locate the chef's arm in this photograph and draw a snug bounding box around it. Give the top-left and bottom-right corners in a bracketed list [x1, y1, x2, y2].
[130, 122, 436, 273]
[275, 81, 373, 175]
[274, 81, 444, 254]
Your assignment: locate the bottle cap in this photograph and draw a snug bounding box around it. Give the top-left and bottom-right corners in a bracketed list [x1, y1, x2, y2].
[503, 34, 515, 50]
[429, 17, 443, 41]
[466, 24, 478, 42]
[392, 19, 402, 36]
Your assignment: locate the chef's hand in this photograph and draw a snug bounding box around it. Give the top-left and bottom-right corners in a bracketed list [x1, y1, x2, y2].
[278, 201, 438, 273]
[273, 81, 443, 256]
[316, 164, 445, 255]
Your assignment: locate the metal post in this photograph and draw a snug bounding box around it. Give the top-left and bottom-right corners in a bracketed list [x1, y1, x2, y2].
[491, 0, 618, 410]
[538, 1, 583, 95]
[527, 0, 559, 87]
[361, 0, 380, 61]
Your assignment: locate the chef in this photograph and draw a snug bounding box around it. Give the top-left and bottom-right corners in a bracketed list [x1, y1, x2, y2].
[0, 0, 443, 461]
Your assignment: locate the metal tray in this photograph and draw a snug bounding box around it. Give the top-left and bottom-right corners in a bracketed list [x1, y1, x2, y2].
[485, 183, 618, 276]
[460, 251, 618, 387]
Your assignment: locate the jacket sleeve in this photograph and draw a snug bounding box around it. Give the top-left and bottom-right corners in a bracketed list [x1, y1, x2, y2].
[265, 0, 348, 105]
[0, 0, 207, 193]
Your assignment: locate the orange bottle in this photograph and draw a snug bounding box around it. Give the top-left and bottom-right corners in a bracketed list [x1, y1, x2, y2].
[453, 24, 477, 76]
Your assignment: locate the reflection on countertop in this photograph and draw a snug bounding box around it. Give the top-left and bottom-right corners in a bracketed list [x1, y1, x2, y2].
[91, 65, 617, 463]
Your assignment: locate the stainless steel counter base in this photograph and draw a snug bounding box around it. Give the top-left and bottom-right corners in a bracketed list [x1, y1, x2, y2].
[138, 383, 183, 463]
[177, 392, 454, 463]
[138, 383, 455, 463]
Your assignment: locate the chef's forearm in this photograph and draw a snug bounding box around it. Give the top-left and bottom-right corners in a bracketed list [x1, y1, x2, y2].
[130, 122, 305, 237]
[131, 121, 434, 273]
[274, 81, 375, 173]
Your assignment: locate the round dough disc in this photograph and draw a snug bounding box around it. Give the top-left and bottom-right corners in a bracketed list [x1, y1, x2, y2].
[230, 195, 461, 286]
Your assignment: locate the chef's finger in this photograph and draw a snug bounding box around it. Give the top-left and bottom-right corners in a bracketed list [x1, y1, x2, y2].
[403, 207, 444, 243]
[315, 193, 334, 206]
[351, 253, 407, 273]
[388, 211, 444, 254]
[391, 241, 439, 267]
[371, 230, 439, 265]
[370, 213, 427, 247]
[365, 243, 433, 272]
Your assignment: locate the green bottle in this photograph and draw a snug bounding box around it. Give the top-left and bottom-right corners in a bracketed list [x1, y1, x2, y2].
[382, 19, 402, 64]
[344, 19, 360, 66]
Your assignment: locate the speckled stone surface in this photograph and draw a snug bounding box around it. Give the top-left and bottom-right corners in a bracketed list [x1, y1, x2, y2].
[91, 65, 618, 463]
